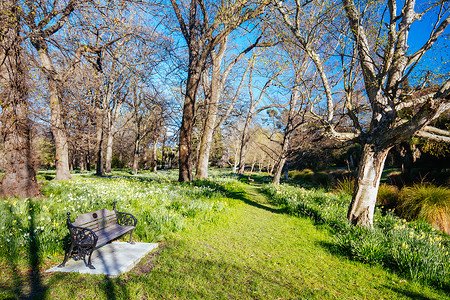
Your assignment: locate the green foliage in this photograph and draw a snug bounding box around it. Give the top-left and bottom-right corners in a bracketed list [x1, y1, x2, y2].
[262, 184, 350, 231]
[36, 138, 55, 168]
[399, 184, 450, 234]
[289, 169, 315, 181]
[288, 169, 333, 187]
[262, 183, 450, 287]
[0, 172, 231, 259]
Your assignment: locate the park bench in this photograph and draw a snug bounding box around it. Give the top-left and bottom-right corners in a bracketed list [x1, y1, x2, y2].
[58, 201, 137, 269]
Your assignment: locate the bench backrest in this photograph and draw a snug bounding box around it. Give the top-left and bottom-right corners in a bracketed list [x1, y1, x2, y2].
[72, 208, 118, 232]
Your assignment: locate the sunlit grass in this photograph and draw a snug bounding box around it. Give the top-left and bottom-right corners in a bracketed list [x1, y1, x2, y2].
[0, 170, 449, 299]
[262, 183, 450, 287]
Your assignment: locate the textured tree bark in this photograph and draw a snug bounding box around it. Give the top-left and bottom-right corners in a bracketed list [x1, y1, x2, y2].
[196, 62, 221, 179]
[95, 107, 104, 176]
[179, 69, 202, 182]
[347, 144, 392, 227]
[105, 128, 114, 174]
[105, 102, 122, 174]
[0, 2, 40, 197]
[32, 40, 72, 181]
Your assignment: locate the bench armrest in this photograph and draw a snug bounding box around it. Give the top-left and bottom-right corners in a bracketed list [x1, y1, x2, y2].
[116, 211, 137, 227]
[68, 223, 98, 246]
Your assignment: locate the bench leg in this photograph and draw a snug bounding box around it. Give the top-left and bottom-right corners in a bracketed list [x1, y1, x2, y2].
[58, 243, 74, 268]
[129, 229, 135, 245]
[86, 247, 96, 269]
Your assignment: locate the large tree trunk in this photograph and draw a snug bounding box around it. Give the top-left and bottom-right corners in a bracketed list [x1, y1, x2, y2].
[196, 80, 220, 179]
[32, 40, 72, 181]
[347, 144, 392, 227]
[0, 4, 40, 197]
[196, 41, 227, 180]
[104, 96, 122, 174]
[49, 79, 72, 181]
[179, 68, 202, 182]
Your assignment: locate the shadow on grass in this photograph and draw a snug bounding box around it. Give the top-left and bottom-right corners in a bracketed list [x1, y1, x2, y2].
[1, 199, 128, 300]
[1, 199, 48, 299]
[102, 276, 130, 300]
[384, 286, 433, 300]
[193, 178, 287, 215]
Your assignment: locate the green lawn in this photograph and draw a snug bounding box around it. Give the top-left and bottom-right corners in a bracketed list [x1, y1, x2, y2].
[0, 173, 448, 299]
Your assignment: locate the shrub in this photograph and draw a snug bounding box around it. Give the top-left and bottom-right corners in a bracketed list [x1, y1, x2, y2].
[290, 169, 314, 181]
[335, 177, 355, 195]
[398, 184, 450, 235]
[312, 171, 333, 187]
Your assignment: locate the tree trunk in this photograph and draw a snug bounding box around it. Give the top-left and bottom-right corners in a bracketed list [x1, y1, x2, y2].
[105, 128, 114, 174]
[0, 5, 40, 197]
[272, 132, 291, 184]
[238, 118, 251, 174]
[232, 146, 239, 173]
[132, 136, 140, 175]
[95, 107, 104, 176]
[347, 144, 392, 227]
[161, 131, 167, 169]
[105, 101, 122, 174]
[272, 157, 286, 185]
[32, 40, 72, 181]
[179, 68, 202, 182]
[152, 140, 158, 172]
[196, 42, 227, 180]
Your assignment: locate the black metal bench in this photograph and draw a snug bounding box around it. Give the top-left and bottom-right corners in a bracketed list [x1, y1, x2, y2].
[58, 201, 137, 269]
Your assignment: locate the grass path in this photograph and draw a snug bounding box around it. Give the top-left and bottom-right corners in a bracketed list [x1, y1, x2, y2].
[43, 183, 448, 299]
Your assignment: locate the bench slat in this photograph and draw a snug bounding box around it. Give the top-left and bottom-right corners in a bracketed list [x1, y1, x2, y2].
[96, 225, 135, 246]
[80, 216, 118, 231]
[73, 208, 116, 227]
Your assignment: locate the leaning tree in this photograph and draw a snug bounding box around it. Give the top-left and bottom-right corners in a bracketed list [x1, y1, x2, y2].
[275, 0, 450, 227]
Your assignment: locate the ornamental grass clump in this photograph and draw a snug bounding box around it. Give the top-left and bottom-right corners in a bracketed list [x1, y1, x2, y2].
[376, 184, 399, 210]
[398, 184, 450, 234]
[334, 177, 355, 195]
